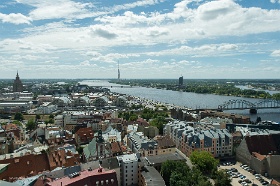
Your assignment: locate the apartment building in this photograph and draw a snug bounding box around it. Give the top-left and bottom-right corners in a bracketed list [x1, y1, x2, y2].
[164, 120, 233, 158]
[117, 153, 139, 186]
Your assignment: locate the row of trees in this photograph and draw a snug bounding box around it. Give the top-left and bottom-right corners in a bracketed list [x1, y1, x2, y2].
[161, 151, 231, 186]
[118, 108, 169, 135]
[13, 112, 55, 131]
[111, 79, 280, 100]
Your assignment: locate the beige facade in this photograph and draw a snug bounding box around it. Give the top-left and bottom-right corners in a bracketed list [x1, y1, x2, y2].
[236, 135, 280, 178]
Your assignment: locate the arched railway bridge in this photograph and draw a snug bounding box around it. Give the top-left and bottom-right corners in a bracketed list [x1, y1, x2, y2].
[218, 99, 280, 114]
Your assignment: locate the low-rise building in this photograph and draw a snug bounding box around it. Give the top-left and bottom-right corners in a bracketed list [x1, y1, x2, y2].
[75, 127, 94, 146]
[236, 134, 280, 178]
[127, 132, 157, 157]
[45, 167, 118, 186]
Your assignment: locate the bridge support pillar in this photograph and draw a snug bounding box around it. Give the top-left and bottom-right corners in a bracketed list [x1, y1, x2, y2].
[249, 108, 257, 114]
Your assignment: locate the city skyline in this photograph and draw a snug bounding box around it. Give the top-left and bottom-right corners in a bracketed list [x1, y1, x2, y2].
[0, 0, 280, 79]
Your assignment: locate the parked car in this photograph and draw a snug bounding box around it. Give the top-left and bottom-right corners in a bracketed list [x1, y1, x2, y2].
[261, 181, 269, 185]
[244, 179, 252, 184]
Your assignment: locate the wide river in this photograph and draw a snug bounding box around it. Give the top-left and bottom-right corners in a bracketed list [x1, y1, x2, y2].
[80, 80, 280, 123]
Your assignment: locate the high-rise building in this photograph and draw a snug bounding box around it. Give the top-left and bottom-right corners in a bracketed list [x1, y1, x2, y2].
[179, 76, 183, 86]
[13, 71, 23, 92]
[118, 61, 120, 81]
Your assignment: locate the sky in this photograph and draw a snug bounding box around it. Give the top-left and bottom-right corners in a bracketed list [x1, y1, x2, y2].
[0, 0, 280, 79]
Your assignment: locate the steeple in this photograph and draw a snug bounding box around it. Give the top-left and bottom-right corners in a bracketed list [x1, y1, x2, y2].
[13, 71, 23, 92]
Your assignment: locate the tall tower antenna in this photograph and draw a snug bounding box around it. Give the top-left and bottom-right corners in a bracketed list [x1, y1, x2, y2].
[118, 61, 120, 81]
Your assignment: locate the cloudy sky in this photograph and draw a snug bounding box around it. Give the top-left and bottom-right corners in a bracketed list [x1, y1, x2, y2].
[0, 0, 280, 79]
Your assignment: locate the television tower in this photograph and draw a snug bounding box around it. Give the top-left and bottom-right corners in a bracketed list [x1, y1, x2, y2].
[118, 61, 120, 81]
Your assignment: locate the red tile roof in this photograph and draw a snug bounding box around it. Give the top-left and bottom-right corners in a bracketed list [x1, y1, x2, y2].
[75, 127, 94, 144]
[0, 153, 50, 182]
[47, 149, 80, 170]
[2, 124, 19, 131]
[111, 141, 122, 154]
[271, 179, 280, 186]
[252, 152, 267, 161]
[46, 168, 118, 186]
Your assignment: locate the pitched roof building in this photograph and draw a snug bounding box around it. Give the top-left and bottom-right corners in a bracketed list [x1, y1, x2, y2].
[236, 134, 280, 178]
[45, 167, 118, 186]
[75, 127, 94, 146]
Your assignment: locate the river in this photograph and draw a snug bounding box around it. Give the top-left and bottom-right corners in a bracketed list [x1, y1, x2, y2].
[80, 80, 280, 123]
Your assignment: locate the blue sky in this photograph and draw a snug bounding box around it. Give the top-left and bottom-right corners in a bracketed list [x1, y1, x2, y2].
[0, 0, 280, 79]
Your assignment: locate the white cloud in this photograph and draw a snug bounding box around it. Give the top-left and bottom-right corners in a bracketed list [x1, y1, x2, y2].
[146, 27, 169, 37]
[146, 43, 239, 57]
[270, 0, 280, 3]
[90, 25, 118, 39]
[197, 0, 237, 21]
[271, 50, 280, 57]
[0, 12, 31, 24]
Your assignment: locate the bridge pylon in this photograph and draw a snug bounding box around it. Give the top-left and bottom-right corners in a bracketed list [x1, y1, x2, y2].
[249, 108, 257, 114]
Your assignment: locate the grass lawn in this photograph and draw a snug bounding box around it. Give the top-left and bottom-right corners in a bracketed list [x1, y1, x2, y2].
[21, 114, 51, 121]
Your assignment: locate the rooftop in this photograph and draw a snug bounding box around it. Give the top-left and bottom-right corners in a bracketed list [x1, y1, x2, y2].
[145, 152, 185, 165]
[46, 168, 117, 186]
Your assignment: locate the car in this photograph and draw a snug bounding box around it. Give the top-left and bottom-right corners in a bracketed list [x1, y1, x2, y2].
[232, 175, 238, 178]
[240, 175, 246, 179]
[261, 181, 269, 185]
[238, 180, 243, 183]
[231, 168, 238, 172]
[241, 165, 248, 169]
[255, 176, 261, 180]
[244, 179, 252, 184]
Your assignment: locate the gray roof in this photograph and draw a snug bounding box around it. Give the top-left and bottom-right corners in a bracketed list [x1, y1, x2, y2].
[0, 180, 20, 186]
[145, 152, 185, 165]
[140, 166, 165, 186]
[128, 132, 156, 151]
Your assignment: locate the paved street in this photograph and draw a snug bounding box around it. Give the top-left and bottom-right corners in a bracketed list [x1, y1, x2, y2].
[219, 162, 271, 186]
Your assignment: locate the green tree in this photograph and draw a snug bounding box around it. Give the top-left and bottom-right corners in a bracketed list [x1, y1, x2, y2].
[170, 172, 188, 186]
[13, 120, 22, 126]
[256, 116, 262, 124]
[36, 114, 41, 120]
[49, 114, 54, 119]
[161, 160, 190, 186]
[76, 146, 84, 155]
[129, 114, 138, 121]
[149, 116, 166, 135]
[14, 112, 24, 121]
[214, 170, 231, 186]
[48, 118, 54, 124]
[190, 151, 218, 175]
[26, 119, 36, 131]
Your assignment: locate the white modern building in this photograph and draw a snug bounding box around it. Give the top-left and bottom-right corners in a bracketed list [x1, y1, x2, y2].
[117, 153, 138, 186]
